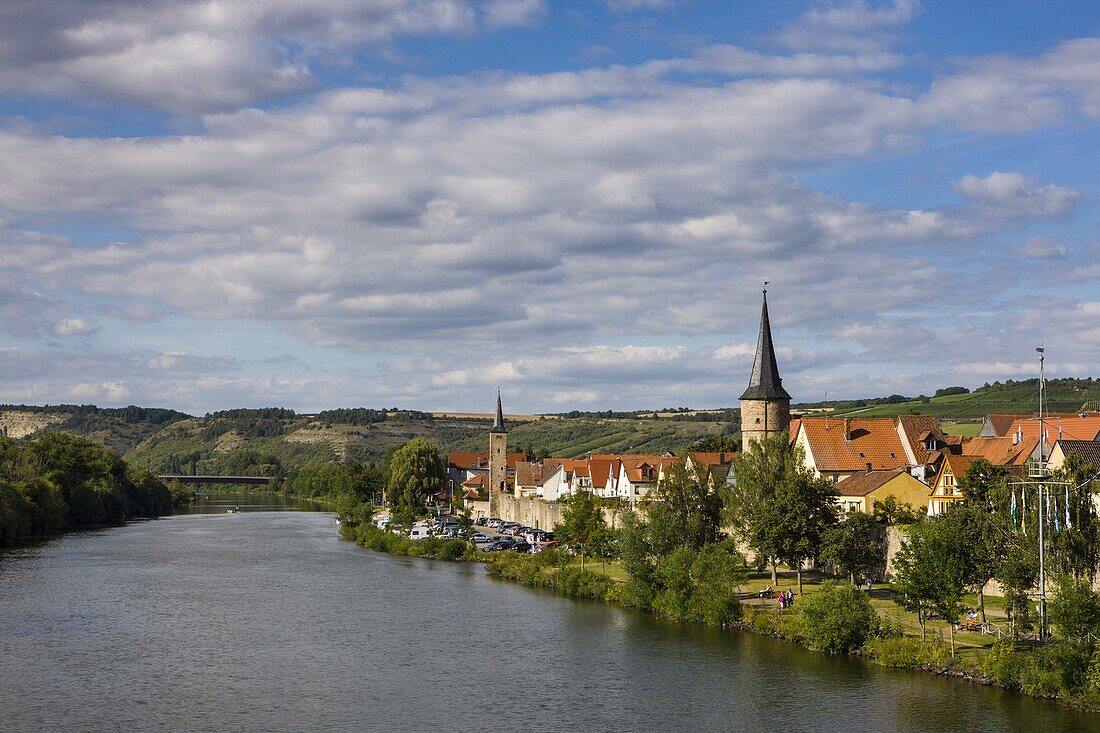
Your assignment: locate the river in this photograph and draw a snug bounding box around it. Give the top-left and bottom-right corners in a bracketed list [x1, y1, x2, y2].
[1, 497, 1097, 733]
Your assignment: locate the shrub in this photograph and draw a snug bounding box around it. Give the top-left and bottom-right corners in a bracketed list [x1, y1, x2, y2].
[795, 583, 878, 653]
[865, 637, 950, 668]
[982, 639, 1025, 689]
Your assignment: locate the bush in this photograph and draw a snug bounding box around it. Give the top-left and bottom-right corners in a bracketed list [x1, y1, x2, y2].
[982, 639, 1025, 689]
[865, 637, 950, 668]
[795, 583, 878, 653]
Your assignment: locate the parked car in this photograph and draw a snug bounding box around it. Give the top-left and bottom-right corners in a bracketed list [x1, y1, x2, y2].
[510, 541, 532, 553]
[531, 540, 558, 553]
[480, 539, 514, 552]
[487, 518, 504, 529]
[471, 532, 492, 544]
[474, 517, 488, 526]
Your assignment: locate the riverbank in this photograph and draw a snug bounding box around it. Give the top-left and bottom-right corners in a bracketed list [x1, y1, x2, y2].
[340, 521, 1100, 713]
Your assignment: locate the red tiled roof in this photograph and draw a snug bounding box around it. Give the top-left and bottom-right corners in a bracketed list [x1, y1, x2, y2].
[1006, 416, 1100, 449]
[961, 436, 1036, 466]
[896, 415, 942, 464]
[799, 417, 910, 472]
[515, 461, 544, 487]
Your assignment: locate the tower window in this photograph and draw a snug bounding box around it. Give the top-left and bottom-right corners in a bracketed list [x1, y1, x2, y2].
[755, 418, 761, 424]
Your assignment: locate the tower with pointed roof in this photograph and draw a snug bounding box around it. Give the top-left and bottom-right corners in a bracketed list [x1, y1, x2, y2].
[488, 390, 508, 517]
[740, 286, 791, 451]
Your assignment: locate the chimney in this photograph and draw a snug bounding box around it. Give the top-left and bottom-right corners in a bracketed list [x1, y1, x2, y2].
[844, 418, 852, 442]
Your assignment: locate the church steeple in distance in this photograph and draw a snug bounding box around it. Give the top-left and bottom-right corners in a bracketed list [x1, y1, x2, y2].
[740, 284, 791, 401]
[739, 284, 792, 451]
[491, 389, 506, 433]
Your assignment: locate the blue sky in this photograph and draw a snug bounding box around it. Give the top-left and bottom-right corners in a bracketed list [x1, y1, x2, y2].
[1, 0, 1098, 415]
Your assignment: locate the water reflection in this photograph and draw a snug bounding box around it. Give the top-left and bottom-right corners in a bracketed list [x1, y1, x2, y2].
[0, 510, 1096, 733]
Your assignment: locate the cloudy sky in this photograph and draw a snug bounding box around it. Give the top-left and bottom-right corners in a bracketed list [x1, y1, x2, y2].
[1, 0, 1098, 415]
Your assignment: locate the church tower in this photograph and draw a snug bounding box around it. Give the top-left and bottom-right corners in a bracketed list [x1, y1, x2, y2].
[740, 286, 791, 451]
[488, 390, 508, 517]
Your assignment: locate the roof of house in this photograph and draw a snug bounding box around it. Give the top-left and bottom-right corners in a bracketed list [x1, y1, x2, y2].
[896, 415, 942, 464]
[461, 473, 488, 488]
[740, 290, 791, 401]
[515, 461, 544, 487]
[1055, 439, 1100, 470]
[940, 454, 984, 479]
[798, 417, 910, 472]
[985, 414, 1029, 437]
[787, 418, 801, 445]
[1006, 415, 1100, 449]
[961, 435, 1037, 466]
[836, 468, 922, 497]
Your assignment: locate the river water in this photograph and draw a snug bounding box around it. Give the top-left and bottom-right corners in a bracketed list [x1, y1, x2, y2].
[1, 497, 1097, 733]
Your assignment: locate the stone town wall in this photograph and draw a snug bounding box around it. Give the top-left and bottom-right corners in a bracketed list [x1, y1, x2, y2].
[495, 494, 625, 531]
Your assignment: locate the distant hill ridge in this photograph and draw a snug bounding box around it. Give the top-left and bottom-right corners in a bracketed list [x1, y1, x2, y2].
[2, 376, 1095, 476]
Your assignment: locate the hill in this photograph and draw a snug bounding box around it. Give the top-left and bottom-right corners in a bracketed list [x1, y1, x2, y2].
[799, 377, 1100, 420]
[0, 404, 190, 454]
[119, 409, 736, 478]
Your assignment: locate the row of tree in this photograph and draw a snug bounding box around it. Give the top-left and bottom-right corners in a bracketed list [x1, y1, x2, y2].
[0, 433, 174, 545]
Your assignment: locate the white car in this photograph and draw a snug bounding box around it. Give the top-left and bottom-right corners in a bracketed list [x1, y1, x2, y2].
[409, 525, 432, 540]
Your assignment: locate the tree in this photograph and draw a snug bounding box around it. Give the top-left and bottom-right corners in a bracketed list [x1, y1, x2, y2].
[872, 495, 922, 525]
[385, 438, 446, 513]
[728, 433, 837, 593]
[820, 513, 885, 583]
[1050, 575, 1100, 646]
[645, 456, 722, 555]
[556, 490, 608, 569]
[892, 519, 971, 654]
[796, 583, 878, 653]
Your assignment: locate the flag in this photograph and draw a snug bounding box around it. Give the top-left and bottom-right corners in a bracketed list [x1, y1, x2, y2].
[1046, 490, 1052, 528]
[1022, 486, 1027, 535]
[1054, 495, 1061, 532]
[1066, 485, 1072, 530]
[1011, 487, 1018, 530]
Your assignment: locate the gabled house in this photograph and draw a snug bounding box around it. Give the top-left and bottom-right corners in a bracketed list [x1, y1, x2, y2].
[928, 454, 984, 516]
[1047, 439, 1100, 473]
[835, 468, 931, 516]
[794, 417, 912, 484]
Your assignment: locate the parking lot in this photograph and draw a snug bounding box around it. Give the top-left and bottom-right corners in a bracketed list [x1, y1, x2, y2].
[409, 515, 557, 554]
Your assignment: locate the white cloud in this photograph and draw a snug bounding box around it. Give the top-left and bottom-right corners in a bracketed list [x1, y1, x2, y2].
[776, 0, 921, 53]
[0, 0, 539, 112]
[1014, 237, 1068, 260]
[953, 172, 1081, 217]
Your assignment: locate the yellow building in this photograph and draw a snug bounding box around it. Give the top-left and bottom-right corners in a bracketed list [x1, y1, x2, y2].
[835, 468, 931, 515]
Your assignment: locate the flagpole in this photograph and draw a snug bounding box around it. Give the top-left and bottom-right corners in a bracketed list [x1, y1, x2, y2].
[1037, 346, 1047, 642]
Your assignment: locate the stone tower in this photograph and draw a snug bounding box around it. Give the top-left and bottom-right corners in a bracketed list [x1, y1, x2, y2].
[488, 390, 508, 518]
[740, 286, 791, 451]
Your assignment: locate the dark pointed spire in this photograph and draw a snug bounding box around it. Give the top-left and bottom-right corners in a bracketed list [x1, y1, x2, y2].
[740, 285, 791, 401]
[491, 389, 507, 433]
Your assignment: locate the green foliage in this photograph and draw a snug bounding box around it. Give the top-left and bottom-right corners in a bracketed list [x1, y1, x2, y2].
[871, 495, 922, 525]
[556, 489, 612, 563]
[820, 513, 885, 581]
[892, 519, 970, 642]
[795, 583, 878, 653]
[825, 377, 1100, 419]
[1051, 575, 1100, 646]
[645, 457, 722, 554]
[982, 639, 1026, 689]
[0, 433, 172, 544]
[728, 432, 838, 584]
[864, 637, 951, 668]
[385, 437, 446, 511]
[486, 550, 612, 600]
[348, 522, 474, 561]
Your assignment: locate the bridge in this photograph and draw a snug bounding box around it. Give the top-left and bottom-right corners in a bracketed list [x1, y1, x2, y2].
[158, 475, 273, 485]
